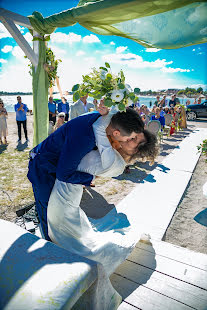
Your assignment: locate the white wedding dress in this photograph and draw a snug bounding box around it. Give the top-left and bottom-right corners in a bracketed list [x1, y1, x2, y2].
[47, 112, 145, 309]
[48, 112, 144, 274]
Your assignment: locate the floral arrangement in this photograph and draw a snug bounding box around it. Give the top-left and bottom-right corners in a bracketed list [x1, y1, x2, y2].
[72, 62, 138, 111]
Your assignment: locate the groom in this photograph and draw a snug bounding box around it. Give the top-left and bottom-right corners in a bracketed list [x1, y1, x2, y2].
[28, 107, 147, 240]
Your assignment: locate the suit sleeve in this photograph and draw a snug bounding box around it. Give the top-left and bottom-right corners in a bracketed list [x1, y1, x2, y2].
[56, 112, 101, 185]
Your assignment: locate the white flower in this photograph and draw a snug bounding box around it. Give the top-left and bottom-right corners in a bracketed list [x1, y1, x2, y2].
[111, 90, 124, 102]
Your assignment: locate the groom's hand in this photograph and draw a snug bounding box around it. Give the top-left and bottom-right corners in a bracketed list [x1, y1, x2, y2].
[98, 102, 109, 116]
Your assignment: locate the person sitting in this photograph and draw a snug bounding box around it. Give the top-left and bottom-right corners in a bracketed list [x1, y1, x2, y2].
[163, 106, 169, 114]
[150, 107, 165, 130]
[54, 112, 66, 130]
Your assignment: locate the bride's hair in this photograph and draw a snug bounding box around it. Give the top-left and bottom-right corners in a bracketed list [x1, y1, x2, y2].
[129, 129, 159, 166]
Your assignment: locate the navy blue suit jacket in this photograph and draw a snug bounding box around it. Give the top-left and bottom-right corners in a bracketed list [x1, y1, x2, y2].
[27, 111, 101, 240]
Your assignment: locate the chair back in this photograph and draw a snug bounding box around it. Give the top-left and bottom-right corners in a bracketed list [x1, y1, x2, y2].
[147, 120, 161, 135]
[164, 114, 173, 126]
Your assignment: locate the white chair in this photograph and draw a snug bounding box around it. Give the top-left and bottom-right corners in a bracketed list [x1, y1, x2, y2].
[164, 114, 173, 136]
[147, 120, 162, 143]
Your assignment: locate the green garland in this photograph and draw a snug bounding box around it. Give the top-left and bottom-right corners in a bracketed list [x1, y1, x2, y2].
[24, 35, 62, 88]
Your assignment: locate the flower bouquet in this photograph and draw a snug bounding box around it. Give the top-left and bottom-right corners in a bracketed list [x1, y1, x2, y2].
[72, 62, 138, 111]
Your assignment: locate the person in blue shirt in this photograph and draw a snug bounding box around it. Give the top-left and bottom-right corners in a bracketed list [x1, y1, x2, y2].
[48, 97, 57, 125]
[57, 97, 70, 121]
[151, 107, 165, 130]
[14, 96, 28, 142]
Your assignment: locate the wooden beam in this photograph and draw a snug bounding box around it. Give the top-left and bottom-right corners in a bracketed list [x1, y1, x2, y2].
[0, 8, 33, 29]
[0, 16, 38, 67]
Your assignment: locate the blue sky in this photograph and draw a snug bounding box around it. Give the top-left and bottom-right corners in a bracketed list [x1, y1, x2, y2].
[0, 0, 206, 92]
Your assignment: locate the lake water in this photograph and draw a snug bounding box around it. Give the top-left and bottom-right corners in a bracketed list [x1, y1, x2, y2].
[0, 94, 195, 113]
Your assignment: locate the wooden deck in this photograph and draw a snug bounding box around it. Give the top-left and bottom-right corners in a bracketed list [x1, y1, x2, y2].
[110, 239, 207, 310]
[110, 129, 207, 310]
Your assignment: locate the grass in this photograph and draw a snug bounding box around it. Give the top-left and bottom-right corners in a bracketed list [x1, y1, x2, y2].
[0, 147, 34, 221]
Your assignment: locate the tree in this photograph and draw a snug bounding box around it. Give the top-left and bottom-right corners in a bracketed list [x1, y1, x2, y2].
[134, 87, 140, 94]
[197, 87, 203, 93]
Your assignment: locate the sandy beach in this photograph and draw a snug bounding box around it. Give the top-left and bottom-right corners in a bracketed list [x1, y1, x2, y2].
[0, 112, 207, 254]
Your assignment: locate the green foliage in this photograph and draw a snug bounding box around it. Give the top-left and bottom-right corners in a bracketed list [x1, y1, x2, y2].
[134, 87, 140, 94]
[71, 63, 139, 111]
[197, 139, 207, 162]
[24, 40, 62, 88]
[45, 48, 62, 88]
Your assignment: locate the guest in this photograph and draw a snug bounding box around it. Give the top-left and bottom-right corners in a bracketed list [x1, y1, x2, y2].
[48, 96, 57, 125]
[143, 105, 150, 116]
[163, 106, 169, 114]
[151, 105, 157, 114]
[175, 105, 187, 129]
[54, 112, 66, 130]
[93, 99, 98, 110]
[154, 95, 160, 107]
[186, 100, 191, 106]
[197, 97, 202, 105]
[14, 96, 28, 143]
[169, 107, 176, 135]
[69, 94, 95, 120]
[0, 99, 8, 144]
[58, 97, 69, 121]
[193, 98, 197, 105]
[151, 107, 165, 130]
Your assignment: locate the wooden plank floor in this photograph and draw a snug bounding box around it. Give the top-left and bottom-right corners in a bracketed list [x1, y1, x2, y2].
[110, 239, 207, 310]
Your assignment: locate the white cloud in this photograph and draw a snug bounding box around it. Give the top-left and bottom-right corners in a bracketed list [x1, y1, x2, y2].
[76, 50, 85, 56]
[200, 27, 207, 35]
[49, 45, 66, 57]
[68, 32, 82, 44]
[197, 52, 204, 55]
[17, 25, 25, 34]
[0, 64, 32, 92]
[116, 46, 128, 53]
[145, 48, 161, 53]
[50, 32, 82, 44]
[162, 67, 190, 73]
[82, 34, 100, 43]
[0, 58, 7, 63]
[0, 23, 12, 39]
[190, 84, 207, 91]
[102, 52, 173, 69]
[110, 41, 115, 45]
[192, 49, 195, 51]
[12, 46, 25, 58]
[84, 57, 96, 63]
[24, 32, 33, 44]
[1, 45, 13, 53]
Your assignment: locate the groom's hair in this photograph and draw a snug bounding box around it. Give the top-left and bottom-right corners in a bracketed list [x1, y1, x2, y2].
[110, 107, 144, 136]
